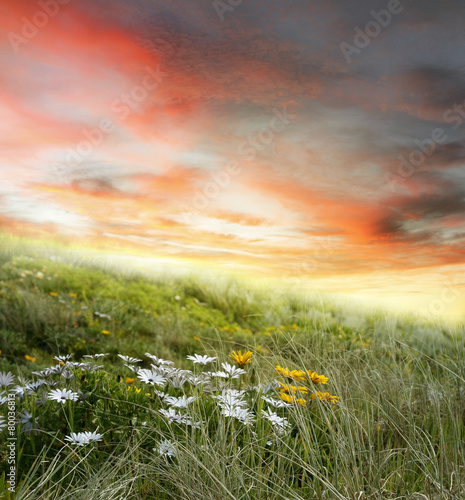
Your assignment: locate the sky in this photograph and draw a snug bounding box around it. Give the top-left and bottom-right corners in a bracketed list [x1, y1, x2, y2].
[1, 0, 464, 319]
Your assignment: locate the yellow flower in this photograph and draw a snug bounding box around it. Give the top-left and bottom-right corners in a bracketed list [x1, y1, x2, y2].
[229, 350, 253, 366]
[102, 330, 110, 335]
[275, 365, 306, 382]
[193, 336, 200, 341]
[145, 393, 151, 396]
[49, 292, 58, 297]
[69, 293, 77, 298]
[310, 391, 339, 403]
[134, 387, 141, 393]
[25, 355, 37, 362]
[278, 391, 293, 403]
[126, 377, 135, 385]
[278, 381, 308, 394]
[278, 391, 307, 406]
[307, 371, 329, 384]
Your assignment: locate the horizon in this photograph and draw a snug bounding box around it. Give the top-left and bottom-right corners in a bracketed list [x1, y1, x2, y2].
[1, 0, 464, 322]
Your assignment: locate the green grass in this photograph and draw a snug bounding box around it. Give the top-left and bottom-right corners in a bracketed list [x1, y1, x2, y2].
[0, 239, 464, 499]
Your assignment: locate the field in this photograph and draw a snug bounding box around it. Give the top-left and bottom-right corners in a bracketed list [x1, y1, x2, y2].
[0, 240, 464, 499]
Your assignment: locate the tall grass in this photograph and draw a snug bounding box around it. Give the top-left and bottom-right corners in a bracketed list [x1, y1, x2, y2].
[0, 238, 464, 499]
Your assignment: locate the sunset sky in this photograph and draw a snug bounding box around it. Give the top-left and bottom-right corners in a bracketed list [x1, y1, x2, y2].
[1, 0, 464, 319]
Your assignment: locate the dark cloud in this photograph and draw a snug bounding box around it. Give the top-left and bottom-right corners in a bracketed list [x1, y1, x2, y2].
[374, 182, 465, 242]
[401, 66, 465, 112]
[429, 140, 465, 168]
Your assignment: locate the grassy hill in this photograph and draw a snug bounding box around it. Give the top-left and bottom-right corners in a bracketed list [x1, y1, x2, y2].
[0, 242, 464, 499]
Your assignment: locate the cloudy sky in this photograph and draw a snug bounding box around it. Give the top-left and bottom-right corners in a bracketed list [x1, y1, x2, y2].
[1, 0, 464, 317]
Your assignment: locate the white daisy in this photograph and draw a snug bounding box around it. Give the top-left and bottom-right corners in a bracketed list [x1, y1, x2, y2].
[221, 406, 255, 425]
[165, 395, 196, 409]
[25, 380, 47, 393]
[54, 354, 73, 362]
[154, 439, 176, 457]
[83, 353, 109, 359]
[65, 430, 104, 446]
[262, 408, 290, 434]
[138, 369, 166, 387]
[166, 373, 189, 389]
[118, 355, 142, 364]
[261, 395, 291, 408]
[159, 408, 188, 424]
[0, 391, 9, 405]
[48, 389, 79, 404]
[145, 353, 175, 366]
[0, 416, 6, 431]
[0, 372, 15, 387]
[19, 410, 39, 435]
[220, 363, 246, 379]
[186, 354, 217, 365]
[207, 371, 229, 379]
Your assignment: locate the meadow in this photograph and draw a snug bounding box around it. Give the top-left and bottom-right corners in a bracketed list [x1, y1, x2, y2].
[0, 239, 464, 499]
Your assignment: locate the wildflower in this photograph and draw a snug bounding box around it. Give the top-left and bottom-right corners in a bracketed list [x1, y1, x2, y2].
[262, 395, 291, 408]
[278, 391, 306, 406]
[145, 353, 175, 366]
[48, 388, 79, 404]
[275, 365, 306, 382]
[159, 408, 189, 424]
[24, 355, 37, 362]
[165, 395, 197, 409]
[166, 373, 190, 389]
[54, 354, 73, 363]
[310, 392, 339, 403]
[155, 439, 176, 457]
[69, 293, 77, 298]
[207, 371, 229, 378]
[154, 390, 168, 400]
[0, 392, 9, 405]
[49, 292, 58, 297]
[32, 365, 65, 377]
[262, 408, 290, 434]
[61, 370, 74, 380]
[307, 371, 329, 384]
[214, 390, 251, 423]
[19, 410, 39, 435]
[186, 354, 217, 365]
[83, 353, 109, 359]
[220, 362, 246, 379]
[277, 382, 308, 394]
[222, 406, 255, 425]
[0, 371, 15, 387]
[101, 330, 110, 335]
[25, 380, 47, 393]
[193, 336, 200, 341]
[229, 350, 253, 366]
[118, 355, 142, 364]
[126, 377, 135, 385]
[138, 369, 166, 387]
[65, 430, 104, 446]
